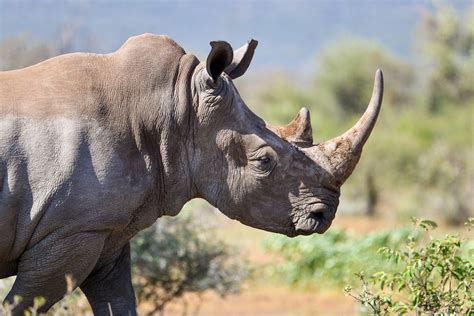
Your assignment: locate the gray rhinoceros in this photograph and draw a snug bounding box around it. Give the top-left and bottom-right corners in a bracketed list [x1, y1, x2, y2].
[0, 33, 383, 315]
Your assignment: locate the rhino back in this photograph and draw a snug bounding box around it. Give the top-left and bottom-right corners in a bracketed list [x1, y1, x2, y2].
[0, 33, 186, 122]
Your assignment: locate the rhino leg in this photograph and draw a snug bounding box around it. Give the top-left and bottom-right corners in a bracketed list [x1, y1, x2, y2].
[80, 243, 136, 316]
[4, 231, 106, 315]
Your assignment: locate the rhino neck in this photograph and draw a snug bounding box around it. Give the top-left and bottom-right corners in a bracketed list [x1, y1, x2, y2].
[185, 66, 241, 210]
[83, 37, 202, 219]
[128, 53, 201, 217]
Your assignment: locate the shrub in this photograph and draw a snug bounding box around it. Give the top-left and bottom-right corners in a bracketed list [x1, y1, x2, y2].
[131, 215, 249, 315]
[345, 218, 473, 315]
[262, 225, 419, 287]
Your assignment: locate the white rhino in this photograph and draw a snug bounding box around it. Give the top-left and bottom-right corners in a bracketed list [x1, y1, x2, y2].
[0, 33, 383, 315]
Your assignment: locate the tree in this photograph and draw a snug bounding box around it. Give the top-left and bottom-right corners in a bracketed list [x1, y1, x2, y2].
[0, 35, 53, 71]
[418, 4, 474, 111]
[0, 24, 86, 71]
[313, 37, 414, 115]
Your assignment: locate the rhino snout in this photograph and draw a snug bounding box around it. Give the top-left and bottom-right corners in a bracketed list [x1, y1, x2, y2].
[294, 204, 335, 235]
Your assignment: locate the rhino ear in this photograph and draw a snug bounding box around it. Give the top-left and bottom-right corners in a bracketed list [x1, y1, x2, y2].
[224, 39, 258, 79]
[207, 41, 234, 82]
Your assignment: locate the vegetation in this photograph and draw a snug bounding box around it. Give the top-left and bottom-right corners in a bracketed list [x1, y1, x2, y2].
[0, 24, 79, 71]
[131, 215, 249, 315]
[345, 218, 473, 315]
[263, 218, 473, 313]
[0, 35, 52, 71]
[262, 225, 419, 287]
[0, 275, 89, 316]
[313, 38, 414, 115]
[418, 4, 474, 112]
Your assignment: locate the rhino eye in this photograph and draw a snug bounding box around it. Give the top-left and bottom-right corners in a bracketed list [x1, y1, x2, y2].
[253, 154, 275, 176]
[248, 146, 277, 174]
[257, 156, 271, 164]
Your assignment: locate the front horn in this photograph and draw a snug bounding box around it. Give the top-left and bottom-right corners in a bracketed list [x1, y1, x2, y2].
[314, 69, 384, 185]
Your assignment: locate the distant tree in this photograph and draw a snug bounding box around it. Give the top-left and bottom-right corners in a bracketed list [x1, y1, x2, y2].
[313, 38, 414, 115]
[365, 171, 378, 217]
[251, 72, 312, 126]
[58, 23, 79, 55]
[0, 24, 85, 71]
[0, 35, 53, 71]
[418, 4, 474, 111]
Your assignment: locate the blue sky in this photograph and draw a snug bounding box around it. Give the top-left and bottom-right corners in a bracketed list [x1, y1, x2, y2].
[0, 0, 470, 73]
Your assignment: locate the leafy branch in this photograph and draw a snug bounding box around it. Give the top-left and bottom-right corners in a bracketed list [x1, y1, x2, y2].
[345, 218, 473, 315]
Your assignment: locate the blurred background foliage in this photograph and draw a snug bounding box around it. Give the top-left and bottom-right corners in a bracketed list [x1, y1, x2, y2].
[262, 226, 420, 287]
[0, 1, 472, 314]
[131, 215, 249, 315]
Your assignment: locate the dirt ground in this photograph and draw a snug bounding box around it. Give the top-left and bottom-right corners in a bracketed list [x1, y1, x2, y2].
[141, 286, 358, 316]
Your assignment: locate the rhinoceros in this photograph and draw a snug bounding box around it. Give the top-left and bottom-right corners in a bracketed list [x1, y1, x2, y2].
[0, 33, 383, 315]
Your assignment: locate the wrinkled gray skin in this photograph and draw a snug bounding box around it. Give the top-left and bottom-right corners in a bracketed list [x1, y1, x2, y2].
[0, 34, 383, 315]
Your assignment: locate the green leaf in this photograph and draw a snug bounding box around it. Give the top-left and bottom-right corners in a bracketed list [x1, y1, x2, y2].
[465, 218, 474, 227]
[391, 301, 409, 314]
[33, 296, 46, 308]
[419, 220, 438, 230]
[398, 283, 407, 292]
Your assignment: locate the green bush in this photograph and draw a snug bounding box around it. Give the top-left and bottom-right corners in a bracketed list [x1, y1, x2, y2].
[131, 215, 249, 315]
[262, 225, 421, 287]
[345, 218, 473, 315]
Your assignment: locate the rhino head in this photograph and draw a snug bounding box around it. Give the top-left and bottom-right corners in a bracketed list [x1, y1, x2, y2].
[189, 40, 383, 236]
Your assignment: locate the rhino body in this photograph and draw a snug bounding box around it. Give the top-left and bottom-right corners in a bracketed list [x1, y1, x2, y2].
[0, 34, 383, 314]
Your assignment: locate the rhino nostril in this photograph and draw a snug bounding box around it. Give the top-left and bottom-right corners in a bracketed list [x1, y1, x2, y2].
[309, 206, 334, 221]
[310, 209, 325, 221]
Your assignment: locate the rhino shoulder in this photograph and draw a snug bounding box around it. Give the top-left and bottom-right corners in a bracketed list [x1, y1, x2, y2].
[121, 33, 183, 51]
[108, 33, 190, 104]
[115, 33, 186, 63]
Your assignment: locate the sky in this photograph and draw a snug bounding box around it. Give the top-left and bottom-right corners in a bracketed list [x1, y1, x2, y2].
[0, 0, 470, 74]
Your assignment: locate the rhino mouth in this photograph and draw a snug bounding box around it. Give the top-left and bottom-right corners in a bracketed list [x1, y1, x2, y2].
[294, 205, 335, 235]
